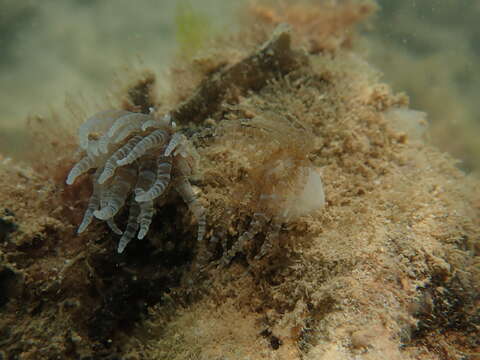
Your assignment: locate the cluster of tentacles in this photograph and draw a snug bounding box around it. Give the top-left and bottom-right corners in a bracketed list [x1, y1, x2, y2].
[66, 109, 206, 253]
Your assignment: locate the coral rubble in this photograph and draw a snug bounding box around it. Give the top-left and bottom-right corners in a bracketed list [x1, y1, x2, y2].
[0, 1, 478, 360]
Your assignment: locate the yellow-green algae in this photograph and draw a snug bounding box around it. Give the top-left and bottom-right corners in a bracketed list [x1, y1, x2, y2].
[175, 1, 214, 59]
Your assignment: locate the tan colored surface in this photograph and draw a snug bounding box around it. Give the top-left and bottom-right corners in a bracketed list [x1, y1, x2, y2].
[0, 1, 478, 359]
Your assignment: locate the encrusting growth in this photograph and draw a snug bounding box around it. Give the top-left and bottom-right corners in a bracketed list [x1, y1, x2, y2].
[66, 110, 206, 253]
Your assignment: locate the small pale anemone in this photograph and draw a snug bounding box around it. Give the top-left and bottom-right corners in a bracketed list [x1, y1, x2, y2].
[66, 109, 206, 253]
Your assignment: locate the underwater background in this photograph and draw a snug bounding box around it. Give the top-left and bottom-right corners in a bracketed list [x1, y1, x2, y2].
[0, 1, 479, 360]
[0, 0, 479, 173]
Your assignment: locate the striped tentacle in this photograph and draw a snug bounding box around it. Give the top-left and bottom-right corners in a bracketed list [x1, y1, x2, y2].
[106, 218, 123, 235]
[94, 166, 137, 220]
[137, 201, 154, 240]
[116, 129, 169, 166]
[134, 158, 157, 239]
[66, 155, 97, 185]
[77, 169, 103, 233]
[135, 156, 172, 202]
[141, 113, 172, 132]
[79, 109, 129, 150]
[164, 132, 186, 156]
[117, 200, 140, 253]
[98, 135, 143, 184]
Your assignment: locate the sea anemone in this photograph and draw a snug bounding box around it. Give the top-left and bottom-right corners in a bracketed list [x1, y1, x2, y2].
[66, 109, 206, 253]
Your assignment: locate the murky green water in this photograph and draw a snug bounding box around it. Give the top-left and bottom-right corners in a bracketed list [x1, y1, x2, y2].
[0, 0, 478, 171]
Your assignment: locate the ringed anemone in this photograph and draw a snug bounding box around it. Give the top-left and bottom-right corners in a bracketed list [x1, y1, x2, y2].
[66, 109, 206, 253]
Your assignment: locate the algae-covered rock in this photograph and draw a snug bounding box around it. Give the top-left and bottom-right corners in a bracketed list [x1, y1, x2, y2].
[0, 1, 478, 359]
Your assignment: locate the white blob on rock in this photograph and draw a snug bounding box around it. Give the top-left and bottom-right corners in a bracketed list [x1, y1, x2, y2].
[384, 107, 428, 142]
[283, 167, 325, 219]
